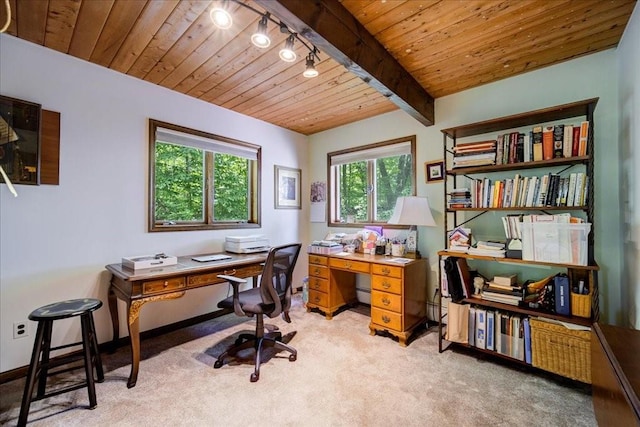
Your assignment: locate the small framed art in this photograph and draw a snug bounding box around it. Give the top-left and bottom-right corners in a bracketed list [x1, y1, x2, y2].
[275, 165, 301, 209]
[425, 160, 444, 183]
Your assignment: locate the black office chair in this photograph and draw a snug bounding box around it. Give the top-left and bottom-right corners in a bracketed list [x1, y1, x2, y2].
[214, 243, 301, 382]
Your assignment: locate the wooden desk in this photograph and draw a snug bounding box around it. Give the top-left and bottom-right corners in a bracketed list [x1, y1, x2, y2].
[105, 253, 266, 388]
[591, 323, 640, 426]
[306, 253, 427, 346]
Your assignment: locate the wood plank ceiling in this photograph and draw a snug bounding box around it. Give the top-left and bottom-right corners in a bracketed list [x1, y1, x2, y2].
[1, 0, 636, 135]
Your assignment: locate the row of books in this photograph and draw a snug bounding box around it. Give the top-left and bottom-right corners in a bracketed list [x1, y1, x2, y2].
[451, 121, 589, 170]
[469, 172, 588, 209]
[447, 188, 472, 208]
[468, 308, 531, 362]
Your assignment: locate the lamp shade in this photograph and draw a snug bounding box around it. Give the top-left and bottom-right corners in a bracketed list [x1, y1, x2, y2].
[387, 196, 436, 227]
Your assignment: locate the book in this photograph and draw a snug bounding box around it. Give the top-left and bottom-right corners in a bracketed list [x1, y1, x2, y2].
[492, 274, 517, 286]
[553, 124, 564, 158]
[456, 257, 473, 298]
[563, 124, 573, 158]
[572, 125, 580, 156]
[542, 126, 554, 160]
[523, 317, 532, 364]
[567, 172, 577, 207]
[531, 126, 543, 161]
[578, 120, 589, 156]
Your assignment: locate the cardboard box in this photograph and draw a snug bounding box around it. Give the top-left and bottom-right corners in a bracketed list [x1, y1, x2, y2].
[122, 254, 177, 270]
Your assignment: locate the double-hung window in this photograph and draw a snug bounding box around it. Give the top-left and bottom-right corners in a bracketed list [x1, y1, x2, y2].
[328, 136, 416, 226]
[149, 120, 261, 231]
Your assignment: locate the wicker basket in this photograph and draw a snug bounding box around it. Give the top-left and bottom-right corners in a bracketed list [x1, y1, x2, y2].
[530, 318, 591, 383]
[571, 291, 592, 318]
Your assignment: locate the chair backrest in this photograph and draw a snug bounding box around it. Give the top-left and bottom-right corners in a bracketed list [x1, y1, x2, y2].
[259, 243, 301, 319]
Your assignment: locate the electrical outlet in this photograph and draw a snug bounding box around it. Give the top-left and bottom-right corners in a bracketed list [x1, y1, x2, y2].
[13, 321, 28, 339]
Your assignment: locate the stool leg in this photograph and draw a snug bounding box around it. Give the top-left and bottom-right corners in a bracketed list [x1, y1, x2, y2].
[36, 321, 53, 398]
[18, 321, 47, 427]
[80, 314, 98, 409]
[87, 312, 104, 382]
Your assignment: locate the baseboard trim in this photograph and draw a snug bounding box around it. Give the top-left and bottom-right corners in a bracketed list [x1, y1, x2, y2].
[0, 308, 232, 385]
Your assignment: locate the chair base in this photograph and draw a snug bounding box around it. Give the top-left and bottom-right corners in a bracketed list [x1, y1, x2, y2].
[214, 331, 296, 382]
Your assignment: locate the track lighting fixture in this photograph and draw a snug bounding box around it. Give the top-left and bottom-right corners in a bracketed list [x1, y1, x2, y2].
[303, 52, 319, 78]
[210, 0, 321, 77]
[279, 35, 297, 62]
[210, 5, 232, 30]
[251, 14, 271, 48]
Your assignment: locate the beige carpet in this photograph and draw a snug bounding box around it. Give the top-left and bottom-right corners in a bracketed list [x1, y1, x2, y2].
[0, 295, 595, 426]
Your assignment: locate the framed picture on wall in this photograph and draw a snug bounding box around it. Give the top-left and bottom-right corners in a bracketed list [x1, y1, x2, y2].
[275, 165, 301, 209]
[0, 95, 42, 185]
[425, 160, 444, 183]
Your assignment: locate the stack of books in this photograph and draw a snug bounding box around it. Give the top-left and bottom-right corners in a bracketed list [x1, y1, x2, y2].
[447, 227, 471, 253]
[481, 274, 524, 306]
[447, 188, 472, 208]
[467, 241, 505, 257]
[307, 240, 343, 255]
[452, 140, 497, 168]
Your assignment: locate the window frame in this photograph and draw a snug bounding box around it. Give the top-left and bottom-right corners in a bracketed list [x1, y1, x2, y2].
[327, 136, 417, 227]
[148, 119, 261, 232]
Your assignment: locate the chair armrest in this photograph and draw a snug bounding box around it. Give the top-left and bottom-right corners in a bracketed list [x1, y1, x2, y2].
[217, 274, 248, 317]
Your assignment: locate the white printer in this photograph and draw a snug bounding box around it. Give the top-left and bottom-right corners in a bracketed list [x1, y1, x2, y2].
[224, 235, 270, 254]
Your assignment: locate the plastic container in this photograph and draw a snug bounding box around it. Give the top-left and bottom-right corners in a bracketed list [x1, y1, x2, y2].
[520, 222, 591, 265]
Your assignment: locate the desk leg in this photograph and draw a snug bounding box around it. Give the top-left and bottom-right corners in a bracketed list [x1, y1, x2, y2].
[107, 282, 119, 353]
[126, 291, 185, 388]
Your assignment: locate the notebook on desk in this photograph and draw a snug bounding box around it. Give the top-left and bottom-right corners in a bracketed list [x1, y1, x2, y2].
[191, 254, 232, 262]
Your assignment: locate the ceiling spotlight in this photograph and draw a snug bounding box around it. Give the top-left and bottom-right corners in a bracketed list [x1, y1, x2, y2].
[303, 53, 319, 78]
[279, 35, 297, 62]
[251, 14, 271, 48]
[210, 6, 232, 29]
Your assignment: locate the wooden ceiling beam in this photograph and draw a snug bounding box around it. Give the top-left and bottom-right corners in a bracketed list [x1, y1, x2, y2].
[255, 0, 435, 127]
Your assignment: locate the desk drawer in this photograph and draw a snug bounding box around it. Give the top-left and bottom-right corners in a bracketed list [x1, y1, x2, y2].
[371, 290, 402, 313]
[371, 307, 402, 331]
[371, 275, 402, 294]
[371, 264, 403, 279]
[309, 265, 329, 280]
[308, 277, 329, 293]
[308, 289, 328, 308]
[188, 264, 263, 288]
[142, 277, 186, 295]
[308, 255, 328, 266]
[329, 258, 370, 274]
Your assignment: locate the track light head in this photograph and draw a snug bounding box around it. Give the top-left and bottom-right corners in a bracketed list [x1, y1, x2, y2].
[210, 6, 232, 29]
[251, 14, 271, 48]
[279, 35, 297, 62]
[303, 52, 319, 78]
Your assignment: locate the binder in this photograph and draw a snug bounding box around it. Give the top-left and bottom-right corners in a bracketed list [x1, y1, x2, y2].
[554, 274, 571, 315]
[523, 317, 532, 364]
[476, 309, 487, 349]
[486, 311, 495, 351]
[468, 306, 477, 347]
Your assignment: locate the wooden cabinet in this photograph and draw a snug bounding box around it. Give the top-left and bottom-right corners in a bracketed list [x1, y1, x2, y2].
[307, 253, 426, 346]
[437, 99, 600, 382]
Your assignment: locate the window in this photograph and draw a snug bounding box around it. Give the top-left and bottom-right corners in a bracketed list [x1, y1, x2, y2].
[149, 120, 261, 232]
[328, 136, 416, 226]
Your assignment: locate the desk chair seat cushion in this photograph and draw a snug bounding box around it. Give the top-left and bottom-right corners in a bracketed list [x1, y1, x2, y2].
[217, 288, 276, 315]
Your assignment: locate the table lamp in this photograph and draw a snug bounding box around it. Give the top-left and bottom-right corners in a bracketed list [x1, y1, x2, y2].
[387, 196, 436, 258]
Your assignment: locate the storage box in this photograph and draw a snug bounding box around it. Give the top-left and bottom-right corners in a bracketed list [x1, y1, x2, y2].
[521, 222, 590, 265]
[122, 254, 177, 270]
[571, 291, 592, 318]
[530, 318, 591, 383]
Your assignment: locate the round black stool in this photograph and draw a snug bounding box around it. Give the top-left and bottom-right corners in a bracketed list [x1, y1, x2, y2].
[18, 298, 104, 427]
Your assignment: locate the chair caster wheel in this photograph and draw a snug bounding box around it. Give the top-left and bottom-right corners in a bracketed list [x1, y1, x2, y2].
[289, 354, 297, 362]
[214, 360, 223, 369]
[250, 373, 259, 382]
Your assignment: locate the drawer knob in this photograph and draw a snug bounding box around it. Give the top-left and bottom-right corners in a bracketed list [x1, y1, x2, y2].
[345, 262, 352, 269]
[163, 281, 169, 288]
[382, 281, 391, 289]
[314, 281, 321, 289]
[314, 296, 320, 303]
[382, 297, 390, 306]
[382, 267, 390, 275]
[314, 268, 320, 275]
[382, 315, 391, 324]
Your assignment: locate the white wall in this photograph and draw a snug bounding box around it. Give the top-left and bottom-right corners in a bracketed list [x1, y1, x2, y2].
[309, 49, 624, 326]
[618, 3, 640, 329]
[0, 35, 310, 372]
